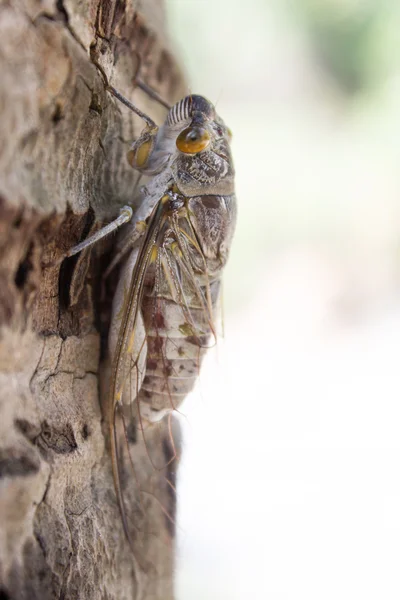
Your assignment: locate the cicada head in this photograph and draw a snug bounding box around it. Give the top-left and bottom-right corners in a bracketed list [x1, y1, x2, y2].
[129, 95, 235, 195]
[168, 95, 235, 197]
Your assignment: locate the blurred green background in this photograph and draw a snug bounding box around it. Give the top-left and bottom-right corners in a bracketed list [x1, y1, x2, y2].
[164, 1, 400, 599]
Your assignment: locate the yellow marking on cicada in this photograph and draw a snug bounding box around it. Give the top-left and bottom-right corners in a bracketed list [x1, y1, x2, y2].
[150, 244, 158, 263]
[170, 241, 182, 258]
[116, 283, 130, 321]
[135, 220, 147, 234]
[127, 330, 136, 354]
[178, 227, 203, 255]
[177, 207, 188, 219]
[127, 134, 155, 169]
[179, 322, 204, 337]
[136, 140, 152, 168]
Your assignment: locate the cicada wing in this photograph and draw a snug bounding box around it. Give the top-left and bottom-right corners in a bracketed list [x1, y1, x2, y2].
[108, 198, 169, 552]
[108, 198, 221, 552]
[110, 247, 147, 404]
[170, 210, 219, 346]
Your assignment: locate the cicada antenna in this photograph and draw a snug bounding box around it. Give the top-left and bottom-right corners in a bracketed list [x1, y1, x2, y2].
[213, 88, 224, 111]
[134, 75, 172, 111]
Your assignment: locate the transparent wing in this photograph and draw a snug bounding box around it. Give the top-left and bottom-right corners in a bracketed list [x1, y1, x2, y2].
[109, 197, 169, 554]
[109, 198, 222, 555]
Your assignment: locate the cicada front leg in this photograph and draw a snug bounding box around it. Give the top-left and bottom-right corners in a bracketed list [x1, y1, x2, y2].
[65, 206, 134, 258]
[90, 48, 172, 176]
[65, 79, 163, 263]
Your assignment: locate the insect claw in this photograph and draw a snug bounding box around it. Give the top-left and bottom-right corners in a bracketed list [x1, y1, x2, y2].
[119, 205, 133, 221]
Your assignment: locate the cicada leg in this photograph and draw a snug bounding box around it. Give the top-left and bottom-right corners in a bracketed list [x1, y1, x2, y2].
[90, 50, 160, 129]
[65, 205, 133, 258]
[41, 206, 134, 274]
[130, 44, 171, 110]
[90, 51, 165, 176]
[102, 232, 138, 280]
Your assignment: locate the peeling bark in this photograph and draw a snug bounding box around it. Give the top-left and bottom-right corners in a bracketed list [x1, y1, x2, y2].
[0, 1, 186, 598]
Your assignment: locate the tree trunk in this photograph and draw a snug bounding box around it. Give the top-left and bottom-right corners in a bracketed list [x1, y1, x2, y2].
[0, 1, 186, 598]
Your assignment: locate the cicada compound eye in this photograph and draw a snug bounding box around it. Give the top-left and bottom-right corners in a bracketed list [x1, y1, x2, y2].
[176, 126, 211, 154]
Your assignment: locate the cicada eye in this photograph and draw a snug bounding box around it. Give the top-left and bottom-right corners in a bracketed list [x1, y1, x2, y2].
[176, 126, 211, 154]
[127, 139, 152, 169]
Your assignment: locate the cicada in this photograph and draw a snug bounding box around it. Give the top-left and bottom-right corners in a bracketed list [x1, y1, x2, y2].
[68, 90, 236, 550]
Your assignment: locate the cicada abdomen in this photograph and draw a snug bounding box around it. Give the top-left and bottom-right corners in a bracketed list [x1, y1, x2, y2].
[108, 94, 236, 552]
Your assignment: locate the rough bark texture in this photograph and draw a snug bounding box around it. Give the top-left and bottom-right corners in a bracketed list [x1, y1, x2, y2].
[0, 1, 186, 598]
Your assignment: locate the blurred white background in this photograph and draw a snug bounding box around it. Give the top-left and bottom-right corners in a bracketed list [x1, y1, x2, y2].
[165, 1, 400, 598]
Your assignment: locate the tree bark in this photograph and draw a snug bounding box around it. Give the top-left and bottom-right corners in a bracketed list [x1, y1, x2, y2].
[0, 1, 186, 598]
